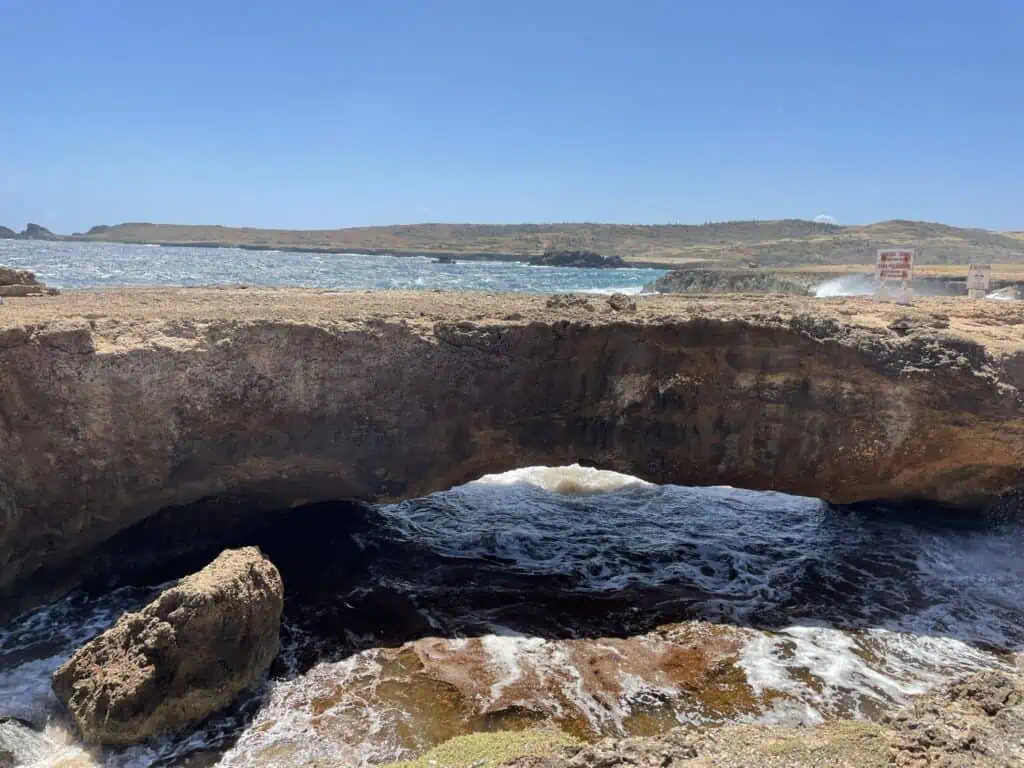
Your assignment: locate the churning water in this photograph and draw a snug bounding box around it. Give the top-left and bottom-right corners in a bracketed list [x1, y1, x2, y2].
[0, 240, 663, 294]
[1, 467, 1021, 767]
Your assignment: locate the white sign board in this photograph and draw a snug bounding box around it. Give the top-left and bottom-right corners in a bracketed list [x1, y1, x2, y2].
[874, 249, 915, 304]
[968, 264, 991, 298]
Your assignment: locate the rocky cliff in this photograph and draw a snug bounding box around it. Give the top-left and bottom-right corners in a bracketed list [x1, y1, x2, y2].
[16, 223, 56, 240]
[0, 290, 1022, 609]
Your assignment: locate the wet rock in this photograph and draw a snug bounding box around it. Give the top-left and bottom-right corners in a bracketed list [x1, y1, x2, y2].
[498, 670, 1024, 766]
[52, 547, 283, 745]
[607, 293, 636, 312]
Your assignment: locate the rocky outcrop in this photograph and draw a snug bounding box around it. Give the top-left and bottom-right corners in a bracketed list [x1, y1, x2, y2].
[16, 223, 56, 240]
[0, 290, 1023, 610]
[649, 267, 831, 295]
[52, 547, 283, 745]
[491, 668, 1024, 768]
[649, 267, 976, 297]
[0, 267, 58, 297]
[529, 250, 626, 268]
[0, 227, 16, 240]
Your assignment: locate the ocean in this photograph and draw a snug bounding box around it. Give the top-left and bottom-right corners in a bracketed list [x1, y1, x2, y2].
[1, 468, 1021, 767]
[0, 240, 664, 295]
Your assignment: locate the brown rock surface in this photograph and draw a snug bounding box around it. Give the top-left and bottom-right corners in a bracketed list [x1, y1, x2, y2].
[1, 289, 1023, 608]
[51, 547, 283, 745]
[496, 669, 1024, 767]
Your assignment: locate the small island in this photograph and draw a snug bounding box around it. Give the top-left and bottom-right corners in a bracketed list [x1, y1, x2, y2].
[528, 249, 626, 268]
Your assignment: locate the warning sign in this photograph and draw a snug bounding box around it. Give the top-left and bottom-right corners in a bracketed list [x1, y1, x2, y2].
[968, 264, 991, 294]
[875, 249, 915, 282]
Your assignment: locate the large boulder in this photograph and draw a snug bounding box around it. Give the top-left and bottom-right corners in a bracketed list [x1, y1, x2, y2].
[0, 226, 15, 239]
[52, 547, 284, 745]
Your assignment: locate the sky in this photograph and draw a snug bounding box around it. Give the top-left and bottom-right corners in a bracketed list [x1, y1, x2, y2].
[1, 0, 1022, 233]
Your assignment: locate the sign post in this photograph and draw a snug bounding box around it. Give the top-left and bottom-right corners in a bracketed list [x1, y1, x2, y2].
[967, 264, 991, 299]
[874, 249, 915, 305]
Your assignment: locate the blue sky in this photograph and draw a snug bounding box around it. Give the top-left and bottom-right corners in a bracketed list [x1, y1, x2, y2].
[1, 0, 1021, 232]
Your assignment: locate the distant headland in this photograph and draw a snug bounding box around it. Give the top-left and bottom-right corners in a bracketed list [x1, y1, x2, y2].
[4, 219, 1024, 269]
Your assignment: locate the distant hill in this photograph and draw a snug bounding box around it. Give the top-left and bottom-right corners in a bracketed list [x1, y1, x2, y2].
[69, 219, 1024, 267]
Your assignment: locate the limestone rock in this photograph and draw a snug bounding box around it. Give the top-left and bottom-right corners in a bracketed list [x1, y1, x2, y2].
[52, 547, 283, 745]
[0, 266, 59, 297]
[498, 669, 1024, 767]
[607, 293, 637, 312]
[1, 291, 1023, 613]
[0, 268, 39, 286]
[545, 293, 593, 310]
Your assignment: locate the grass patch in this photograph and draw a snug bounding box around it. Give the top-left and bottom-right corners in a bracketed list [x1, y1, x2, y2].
[383, 727, 581, 768]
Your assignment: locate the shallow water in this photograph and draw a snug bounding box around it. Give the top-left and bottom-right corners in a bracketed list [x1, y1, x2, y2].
[1, 466, 1021, 766]
[0, 240, 663, 294]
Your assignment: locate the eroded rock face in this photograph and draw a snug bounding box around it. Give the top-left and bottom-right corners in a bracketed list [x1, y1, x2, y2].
[0, 291, 1022, 611]
[52, 547, 283, 745]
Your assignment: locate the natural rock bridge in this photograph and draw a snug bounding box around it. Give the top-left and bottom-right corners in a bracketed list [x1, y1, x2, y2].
[1, 289, 1023, 611]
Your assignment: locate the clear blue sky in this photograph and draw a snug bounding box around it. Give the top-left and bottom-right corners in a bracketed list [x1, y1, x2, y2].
[1, 0, 1021, 233]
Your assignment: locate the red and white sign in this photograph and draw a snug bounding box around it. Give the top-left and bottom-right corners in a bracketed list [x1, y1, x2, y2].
[875, 249, 915, 282]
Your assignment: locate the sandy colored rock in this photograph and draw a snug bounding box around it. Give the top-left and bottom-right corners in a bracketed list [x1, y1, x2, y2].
[0, 265, 58, 296]
[51, 547, 283, 745]
[1, 289, 1023, 612]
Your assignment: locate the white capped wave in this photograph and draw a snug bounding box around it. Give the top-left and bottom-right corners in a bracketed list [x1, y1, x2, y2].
[813, 275, 875, 298]
[473, 464, 652, 495]
[575, 285, 644, 296]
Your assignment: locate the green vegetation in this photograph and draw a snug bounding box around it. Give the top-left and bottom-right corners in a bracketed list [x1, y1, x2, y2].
[68, 219, 1024, 268]
[383, 727, 581, 768]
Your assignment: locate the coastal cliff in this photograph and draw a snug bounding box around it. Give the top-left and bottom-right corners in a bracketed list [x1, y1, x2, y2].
[1, 290, 1022, 607]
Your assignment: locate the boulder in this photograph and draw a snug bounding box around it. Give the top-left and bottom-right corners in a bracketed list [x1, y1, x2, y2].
[607, 293, 637, 312]
[545, 293, 593, 311]
[0, 268, 39, 286]
[52, 547, 283, 745]
[0, 227, 15, 240]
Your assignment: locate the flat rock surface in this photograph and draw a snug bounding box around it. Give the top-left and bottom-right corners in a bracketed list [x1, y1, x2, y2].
[0, 288, 1022, 355]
